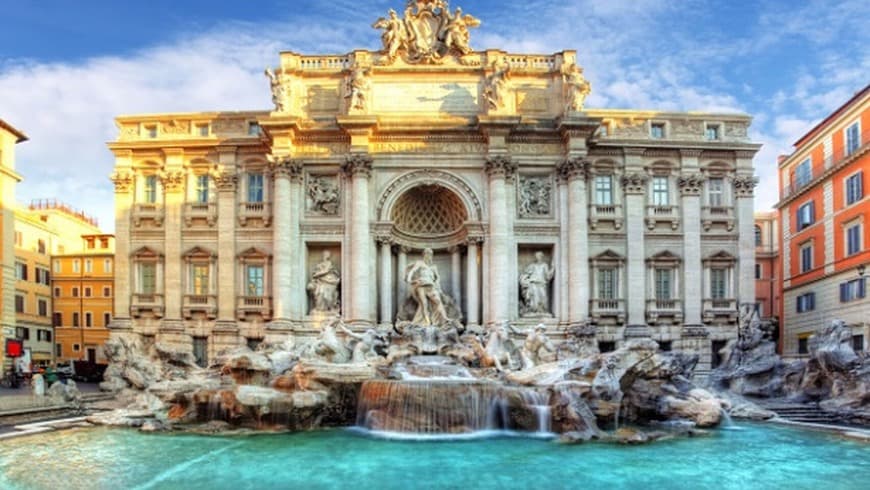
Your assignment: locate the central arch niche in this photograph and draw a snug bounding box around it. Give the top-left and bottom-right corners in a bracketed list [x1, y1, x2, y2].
[389, 184, 469, 249]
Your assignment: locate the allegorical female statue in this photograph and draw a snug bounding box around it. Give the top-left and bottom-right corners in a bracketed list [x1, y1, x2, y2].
[308, 250, 340, 313]
[519, 251, 555, 316]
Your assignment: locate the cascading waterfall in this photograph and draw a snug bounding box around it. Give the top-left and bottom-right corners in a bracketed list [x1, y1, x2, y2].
[520, 389, 551, 434]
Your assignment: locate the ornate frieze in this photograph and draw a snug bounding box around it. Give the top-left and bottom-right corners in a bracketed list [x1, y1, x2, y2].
[677, 173, 706, 197]
[110, 170, 134, 193]
[558, 157, 589, 181]
[372, 1, 481, 65]
[162, 119, 190, 135]
[341, 153, 374, 178]
[621, 172, 649, 194]
[484, 155, 517, 179]
[306, 175, 340, 215]
[731, 175, 758, 198]
[518, 176, 552, 217]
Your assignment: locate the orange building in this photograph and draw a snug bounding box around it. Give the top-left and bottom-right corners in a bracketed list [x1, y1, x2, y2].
[754, 211, 780, 341]
[777, 84, 870, 358]
[53, 234, 115, 363]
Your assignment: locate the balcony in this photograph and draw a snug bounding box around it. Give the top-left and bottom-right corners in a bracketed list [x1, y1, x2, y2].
[780, 128, 870, 202]
[131, 293, 164, 318]
[132, 203, 164, 227]
[588, 204, 623, 230]
[589, 298, 625, 323]
[645, 205, 680, 230]
[237, 296, 273, 320]
[646, 299, 683, 324]
[183, 294, 217, 319]
[184, 202, 217, 227]
[702, 298, 738, 323]
[238, 201, 272, 227]
[701, 206, 735, 231]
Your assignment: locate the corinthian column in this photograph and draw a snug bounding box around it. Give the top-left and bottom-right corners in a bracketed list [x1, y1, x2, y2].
[733, 174, 758, 306]
[342, 153, 374, 326]
[109, 169, 134, 330]
[485, 155, 516, 325]
[465, 237, 482, 328]
[160, 165, 185, 324]
[269, 156, 303, 327]
[214, 167, 238, 324]
[678, 170, 704, 326]
[560, 157, 590, 326]
[377, 236, 393, 328]
[622, 171, 649, 326]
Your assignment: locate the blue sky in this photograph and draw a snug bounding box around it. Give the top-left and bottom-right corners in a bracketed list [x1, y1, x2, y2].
[1, 0, 868, 231]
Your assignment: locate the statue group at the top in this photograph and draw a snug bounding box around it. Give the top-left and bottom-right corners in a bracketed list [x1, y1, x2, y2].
[373, 0, 481, 64]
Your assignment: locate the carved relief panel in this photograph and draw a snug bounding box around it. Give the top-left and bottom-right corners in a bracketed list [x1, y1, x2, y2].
[306, 174, 341, 216]
[517, 174, 553, 219]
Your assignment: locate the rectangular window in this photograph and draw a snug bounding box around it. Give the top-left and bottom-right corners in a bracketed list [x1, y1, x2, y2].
[197, 124, 209, 137]
[37, 330, 52, 342]
[54, 287, 61, 297]
[85, 312, 93, 327]
[795, 158, 812, 188]
[248, 122, 261, 136]
[16, 327, 29, 340]
[72, 312, 80, 327]
[840, 279, 866, 302]
[86, 238, 95, 249]
[140, 263, 156, 294]
[797, 201, 815, 230]
[755, 263, 762, 279]
[654, 268, 672, 300]
[598, 268, 616, 300]
[104, 258, 112, 273]
[796, 292, 815, 313]
[84, 259, 93, 273]
[705, 124, 720, 141]
[800, 243, 813, 273]
[846, 223, 862, 256]
[38, 299, 48, 317]
[53, 312, 62, 327]
[798, 337, 809, 354]
[73, 343, 80, 352]
[195, 175, 210, 203]
[845, 122, 860, 156]
[191, 264, 209, 295]
[853, 335, 865, 352]
[36, 267, 50, 285]
[846, 172, 863, 205]
[72, 259, 80, 273]
[103, 286, 111, 297]
[84, 287, 92, 297]
[15, 294, 25, 313]
[594, 175, 613, 205]
[53, 259, 61, 273]
[56, 343, 62, 357]
[246, 265, 265, 296]
[708, 178, 724, 206]
[72, 286, 79, 297]
[144, 175, 158, 203]
[710, 268, 727, 299]
[145, 125, 157, 138]
[650, 123, 665, 139]
[247, 173, 264, 203]
[652, 177, 669, 206]
[15, 262, 27, 280]
[104, 312, 112, 326]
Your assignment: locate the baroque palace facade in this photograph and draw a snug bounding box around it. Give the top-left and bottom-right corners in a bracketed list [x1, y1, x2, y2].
[108, 2, 759, 374]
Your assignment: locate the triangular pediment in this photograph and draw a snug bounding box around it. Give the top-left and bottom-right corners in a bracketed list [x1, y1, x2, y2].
[704, 250, 736, 263]
[646, 250, 681, 264]
[131, 246, 162, 259]
[592, 249, 624, 261]
[237, 247, 271, 260]
[183, 246, 215, 259]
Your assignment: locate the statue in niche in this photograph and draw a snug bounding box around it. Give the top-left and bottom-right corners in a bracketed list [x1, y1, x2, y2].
[483, 57, 511, 110]
[345, 64, 371, 113]
[308, 251, 341, 314]
[264, 67, 286, 112]
[509, 323, 555, 369]
[307, 176, 339, 215]
[519, 177, 551, 217]
[519, 251, 555, 316]
[561, 62, 591, 113]
[406, 248, 450, 327]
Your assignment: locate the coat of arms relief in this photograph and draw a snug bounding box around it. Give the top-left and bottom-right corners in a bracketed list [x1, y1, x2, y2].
[372, 0, 481, 65]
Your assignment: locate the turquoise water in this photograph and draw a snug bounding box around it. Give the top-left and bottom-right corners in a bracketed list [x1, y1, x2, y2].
[0, 424, 867, 489]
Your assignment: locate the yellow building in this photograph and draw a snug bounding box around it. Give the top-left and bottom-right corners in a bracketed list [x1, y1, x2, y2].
[1, 118, 27, 375]
[53, 234, 115, 363]
[13, 201, 101, 367]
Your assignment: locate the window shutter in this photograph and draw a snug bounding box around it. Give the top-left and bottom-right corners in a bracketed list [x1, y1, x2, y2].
[809, 202, 815, 223]
[859, 171, 864, 199]
[809, 292, 815, 310]
[860, 279, 866, 299]
[840, 283, 847, 302]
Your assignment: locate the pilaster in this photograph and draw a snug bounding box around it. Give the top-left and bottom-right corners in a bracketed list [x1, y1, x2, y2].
[678, 169, 705, 325]
[109, 159, 134, 327]
[268, 155, 303, 328]
[161, 149, 185, 323]
[215, 148, 238, 324]
[622, 169, 649, 326]
[342, 153, 374, 326]
[484, 155, 516, 325]
[733, 173, 758, 306]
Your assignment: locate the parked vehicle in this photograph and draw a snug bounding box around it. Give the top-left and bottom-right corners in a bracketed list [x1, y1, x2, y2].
[72, 361, 108, 383]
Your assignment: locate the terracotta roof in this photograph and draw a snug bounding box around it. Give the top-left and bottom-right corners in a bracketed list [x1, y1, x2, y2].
[793, 84, 870, 148]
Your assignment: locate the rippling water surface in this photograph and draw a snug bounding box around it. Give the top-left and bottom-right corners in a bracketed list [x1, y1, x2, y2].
[0, 423, 867, 489]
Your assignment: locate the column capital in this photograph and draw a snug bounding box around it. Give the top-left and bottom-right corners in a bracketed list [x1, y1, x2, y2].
[214, 170, 238, 191]
[677, 172, 706, 197]
[375, 234, 393, 245]
[484, 154, 517, 179]
[110, 170, 134, 194]
[341, 153, 373, 178]
[159, 170, 185, 192]
[731, 174, 758, 198]
[621, 172, 648, 195]
[268, 155, 304, 182]
[464, 235, 485, 246]
[558, 157, 590, 181]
